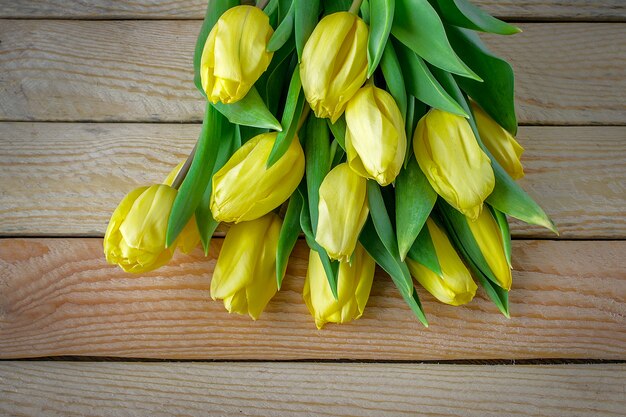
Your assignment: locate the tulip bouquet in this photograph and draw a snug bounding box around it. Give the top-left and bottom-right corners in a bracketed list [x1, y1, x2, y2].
[104, 0, 557, 328]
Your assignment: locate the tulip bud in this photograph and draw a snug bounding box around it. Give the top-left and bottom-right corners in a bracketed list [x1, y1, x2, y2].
[104, 184, 178, 273]
[211, 213, 282, 319]
[472, 102, 525, 180]
[345, 85, 407, 186]
[316, 163, 369, 262]
[303, 244, 375, 329]
[211, 132, 305, 223]
[300, 12, 368, 123]
[407, 219, 477, 306]
[200, 5, 274, 104]
[466, 208, 512, 290]
[413, 109, 495, 220]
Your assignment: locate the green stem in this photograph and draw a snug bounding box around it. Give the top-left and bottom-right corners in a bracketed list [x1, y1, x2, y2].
[348, 0, 363, 14]
[171, 143, 197, 190]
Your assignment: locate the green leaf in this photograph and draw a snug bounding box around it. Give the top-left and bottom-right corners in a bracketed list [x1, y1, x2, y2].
[195, 117, 238, 254]
[395, 42, 468, 117]
[276, 192, 303, 288]
[167, 104, 224, 246]
[359, 218, 428, 327]
[262, 0, 280, 18]
[265, 41, 297, 115]
[330, 139, 346, 167]
[294, 0, 320, 62]
[431, 66, 556, 233]
[367, 0, 395, 78]
[392, 0, 480, 80]
[360, 0, 371, 22]
[367, 181, 401, 259]
[435, 0, 521, 35]
[380, 41, 407, 119]
[407, 222, 442, 276]
[489, 205, 512, 268]
[193, 0, 239, 95]
[446, 25, 517, 134]
[267, 69, 305, 167]
[304, 116, 331, 232]
[467, 255, 510, 317]
[327, 116, 347, 152]
[395, 157, 437, 260]
[268, 1, 295, 51]
[212, 87, 282, 131]
[323, 0, 352, 14]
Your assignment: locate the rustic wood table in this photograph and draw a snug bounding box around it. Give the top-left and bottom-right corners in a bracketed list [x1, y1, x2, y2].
[1, 1, 625, 416]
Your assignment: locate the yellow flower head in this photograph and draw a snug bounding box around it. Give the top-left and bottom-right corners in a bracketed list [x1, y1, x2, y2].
[300, 12, 368, 123]
[407, 219, 477, 306]
[315, 163, 369, 262]
[303, 244, 375, 329]
[345, 85, 407, 186]
[210, 132, 305, 223]
[472, 102, 525, 180]
[413, 109, 495, 220]
[211, 213, 282, 320]
[200, 5, 274, 104]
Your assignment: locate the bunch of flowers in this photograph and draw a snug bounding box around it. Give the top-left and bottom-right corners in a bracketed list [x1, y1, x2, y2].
[104, 0, 556, 328]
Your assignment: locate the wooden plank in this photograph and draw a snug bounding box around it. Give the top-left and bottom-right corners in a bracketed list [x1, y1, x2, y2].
[1, 239, 624, 360]
[1, 362, 625, 417]
[0, 0, 624, 21]
[1, 123, 624, 239]
[1, 21, 624, 124]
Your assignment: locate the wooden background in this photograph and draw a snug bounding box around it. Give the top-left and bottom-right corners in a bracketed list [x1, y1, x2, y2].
[1, 1, 625, 416]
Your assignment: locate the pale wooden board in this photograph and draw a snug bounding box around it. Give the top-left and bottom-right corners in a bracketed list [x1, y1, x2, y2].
[1, 362, 625, 417]
[0, 0, 624, 20]
[1, 239, 624, 360]
[1, 21, 624, 124]
[1, 123, 624, 239]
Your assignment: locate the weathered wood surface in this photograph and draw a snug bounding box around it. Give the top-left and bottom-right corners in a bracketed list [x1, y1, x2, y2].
[1, 239, 624, 360]
[1, 362, 625, 417]
[0, 0, 624, 20]
[1, 21, 624, 125]
[1, 124, 624, 239]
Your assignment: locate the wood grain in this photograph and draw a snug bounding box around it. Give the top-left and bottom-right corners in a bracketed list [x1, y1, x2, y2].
[1, 362, 625, 417]
[0, 0, 624, 20]
[1, 21, 624, 124]
[1, 238, 624, 360]
[1, 123, 624, 239]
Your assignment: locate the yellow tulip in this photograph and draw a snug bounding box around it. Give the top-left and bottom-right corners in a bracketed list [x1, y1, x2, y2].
[466, 208, 512, 290]
[211, 213, 282, 319]
[472, 102, 525, 180]
[345, 85, 407, 186]
[211, 132, 305, 223]
[104, 184, 178, 273]
[303, 244, 375, 329]
[200, 5, 274, 104]
[413, 109, 495, 220]
[316, 163, 369, 262]
[406, 219, 477, 306]
[300, 12, 368, 123]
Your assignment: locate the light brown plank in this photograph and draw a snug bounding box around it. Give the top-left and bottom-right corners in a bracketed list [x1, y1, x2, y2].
[1, 123, 624, 239]
[0, 0, 624, 20]
[1, 21, 624, 124]
[1, 362, 625, 417]
[1, 239, 624, 360]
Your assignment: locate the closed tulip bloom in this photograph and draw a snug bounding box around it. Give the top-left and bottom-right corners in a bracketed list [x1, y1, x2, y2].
[300, 12, 368, 123]
[211, 132, 305, 223]
[413, 109, 495, 220]
[466, 209, 512, 290]
[316, 163, 369, 262]
[345, 85, 407, 186]
[200, 5, 274, 104]
[407, 219, 477, 306]
[211, 213, 282, 319]
[303, 244, 375, 329]
[104, 184, 178, 273]
[472, 102, 525, 180]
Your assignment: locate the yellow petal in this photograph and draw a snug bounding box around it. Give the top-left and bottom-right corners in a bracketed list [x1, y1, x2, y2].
[413, 109, 495, 220]
[315, 163, 369, 262]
